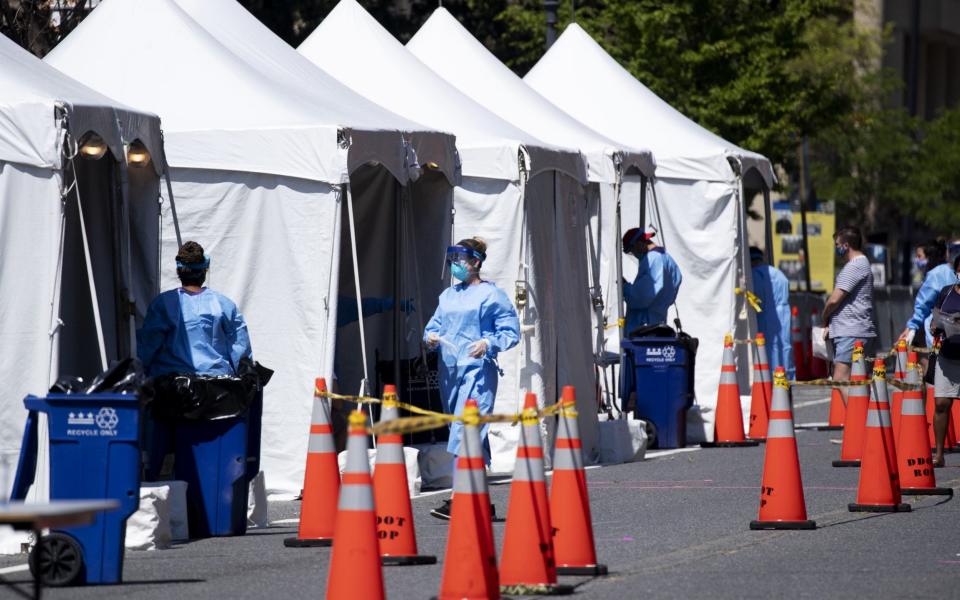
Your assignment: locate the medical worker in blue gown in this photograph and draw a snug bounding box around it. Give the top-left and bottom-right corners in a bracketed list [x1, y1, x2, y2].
[899, 239, 958, 349]
[750, 246, 794, 379]
[622, 228, 682, 335]
[423, 237, 519, 520]
[138, 241, 252, 479]
[138, 241, 252, 376]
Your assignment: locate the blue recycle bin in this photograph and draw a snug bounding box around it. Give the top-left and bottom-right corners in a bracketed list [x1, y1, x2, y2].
[149, 392, 261, 538]
[621, 338, 696, 448]
[10, 393, 141, 586]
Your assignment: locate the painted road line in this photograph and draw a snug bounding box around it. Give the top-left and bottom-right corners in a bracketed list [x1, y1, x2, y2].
[794, 397, 833, 409]
[0, 564, 29, 575]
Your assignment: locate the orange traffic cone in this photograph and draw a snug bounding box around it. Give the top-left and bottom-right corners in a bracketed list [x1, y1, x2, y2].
[701, 335, 760, 448]
[499, 393, 573, 595]
[373, 385, 436, 566]
[849, 360, 911, 512]
[951, 399, 960, 450]
[438, 399, 499, 600]
[820, 388, 845, 431]
[551, 386, 608, 576]
[326, 410, 385, 600]
[750, 368, 816, 530]
[791, 306, 808, 380]
[747, 334, 772, 440]
[890, 341, 909, 450]
[897, 364, 953, 496]
[833, 343, 868, 468]
[285, 378, 339, 547]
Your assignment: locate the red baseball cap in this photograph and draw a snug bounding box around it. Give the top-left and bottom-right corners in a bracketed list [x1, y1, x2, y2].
[622, 228, 655, 250]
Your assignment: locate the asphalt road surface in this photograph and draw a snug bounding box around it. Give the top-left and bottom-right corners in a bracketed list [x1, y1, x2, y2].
[2, 387, 958, 599]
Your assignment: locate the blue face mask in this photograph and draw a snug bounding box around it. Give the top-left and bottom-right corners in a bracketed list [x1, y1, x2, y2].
[835, 245, 848, 258]
[914, 258, 928, 271]
[451, 261, 470, 282]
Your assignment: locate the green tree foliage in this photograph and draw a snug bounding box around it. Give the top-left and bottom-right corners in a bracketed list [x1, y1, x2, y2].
[907, 109, 960, 235]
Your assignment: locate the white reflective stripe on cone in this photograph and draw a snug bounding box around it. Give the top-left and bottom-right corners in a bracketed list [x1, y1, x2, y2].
[376, 442, 405, 464]
[339, 483, 374, 511]
[767, 420, 795, 438]
[866, 409, 892, 428]
[308, 433, 336, 453]
[900, 399, 926, 416]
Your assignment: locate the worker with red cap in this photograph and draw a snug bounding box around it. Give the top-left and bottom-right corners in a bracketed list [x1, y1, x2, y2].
[622, 228, 682, 336]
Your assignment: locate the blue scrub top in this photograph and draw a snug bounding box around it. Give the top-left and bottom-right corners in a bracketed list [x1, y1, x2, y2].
[907, 263, 959, 346]
[423, 280, 520, 460]
[623, 248, 682, 334]
[137, 288, 252, 377]
[752, 263, 794, 379]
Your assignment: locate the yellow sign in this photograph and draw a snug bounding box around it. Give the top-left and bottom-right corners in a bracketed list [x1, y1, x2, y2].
[772, 209, 836, 292]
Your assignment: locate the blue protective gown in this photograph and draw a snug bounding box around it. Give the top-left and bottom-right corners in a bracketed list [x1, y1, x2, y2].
[907, 263, 959, 346]
[423, 281, 520, 461]
[752, 264, 794, 379]
[623, 248, 682, 334]
[137, 288, 252, 377]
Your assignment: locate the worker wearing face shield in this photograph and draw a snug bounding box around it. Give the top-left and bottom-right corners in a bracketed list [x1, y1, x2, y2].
[621, 228, 682, 336]
[423, 237, 520, 520]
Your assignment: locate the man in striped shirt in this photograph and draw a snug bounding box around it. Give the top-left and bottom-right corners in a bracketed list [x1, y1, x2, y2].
[821, 226, 877, 399]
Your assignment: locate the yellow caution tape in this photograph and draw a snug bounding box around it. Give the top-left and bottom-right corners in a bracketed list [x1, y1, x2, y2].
[318, 387, 565, 436]
[735, 288, 763, 313]
[789, 377, 923, 391]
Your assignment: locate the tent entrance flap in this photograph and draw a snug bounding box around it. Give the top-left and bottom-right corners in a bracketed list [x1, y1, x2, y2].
[333, 166, 450, 405]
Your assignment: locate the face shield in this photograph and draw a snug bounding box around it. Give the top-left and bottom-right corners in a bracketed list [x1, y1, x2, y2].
[446, 245, 484, 265]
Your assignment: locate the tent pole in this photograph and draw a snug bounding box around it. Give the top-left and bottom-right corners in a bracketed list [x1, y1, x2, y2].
[393, 182, 403, 402]
[69, 156, 108, 372]
[163, 167, 182, 249]
[48, 185, 68, 387]
[345, 183, 372, 400]
[762, 186, 774, 266]
[119, 161, 137, 359]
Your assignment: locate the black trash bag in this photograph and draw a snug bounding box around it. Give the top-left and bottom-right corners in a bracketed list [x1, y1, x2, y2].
[150, 358, 273, 422]
[84, 357, 147, 394]
[49, 375, 85, 394]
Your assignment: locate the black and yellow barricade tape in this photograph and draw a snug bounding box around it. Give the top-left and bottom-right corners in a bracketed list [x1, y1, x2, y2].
[316, 384, 566, 436]
[734, 287, 762, 313]
[789, 377, 924, 391]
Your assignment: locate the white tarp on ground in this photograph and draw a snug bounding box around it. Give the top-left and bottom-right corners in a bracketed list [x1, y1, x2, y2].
[45, 0, 456, 495]
[525, 24, 774, 441]
[300, 1, 608, 471]
[0, 34, 164, 552]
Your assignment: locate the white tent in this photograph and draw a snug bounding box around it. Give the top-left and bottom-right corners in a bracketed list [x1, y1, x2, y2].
[524, 23, 776, 441]
[299, 0, 605, 471]
[406, 6, 659, 427]
[45, 0, 457, 495]
[0, 33, 165, 549]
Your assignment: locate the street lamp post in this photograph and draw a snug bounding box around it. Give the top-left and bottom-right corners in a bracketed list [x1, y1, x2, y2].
[544, 0, 558, 49]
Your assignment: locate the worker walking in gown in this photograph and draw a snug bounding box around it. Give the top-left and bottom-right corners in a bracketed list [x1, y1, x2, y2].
[750, 246, 794, 379]
[621, 228, 682, 335]
[423, 237, 520, 520]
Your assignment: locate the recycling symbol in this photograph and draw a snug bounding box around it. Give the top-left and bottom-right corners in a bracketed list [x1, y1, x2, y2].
[95, 407, 119, 430]
[662, 346, 677, 361]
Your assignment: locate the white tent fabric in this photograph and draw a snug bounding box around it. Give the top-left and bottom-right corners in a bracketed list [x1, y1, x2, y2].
[403, 9, 658, 404]
[525, 24, 774, 441]
[46, 0, 421, 186]
[172, 0, 458, 186]
[299, 1, 602, 470]
[298, 0, 585, 183]
[44, 0, 456, 495]
[0, 35, 163, 553]
[405, 8, 654, 185]
[408, 9, 610, 463]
